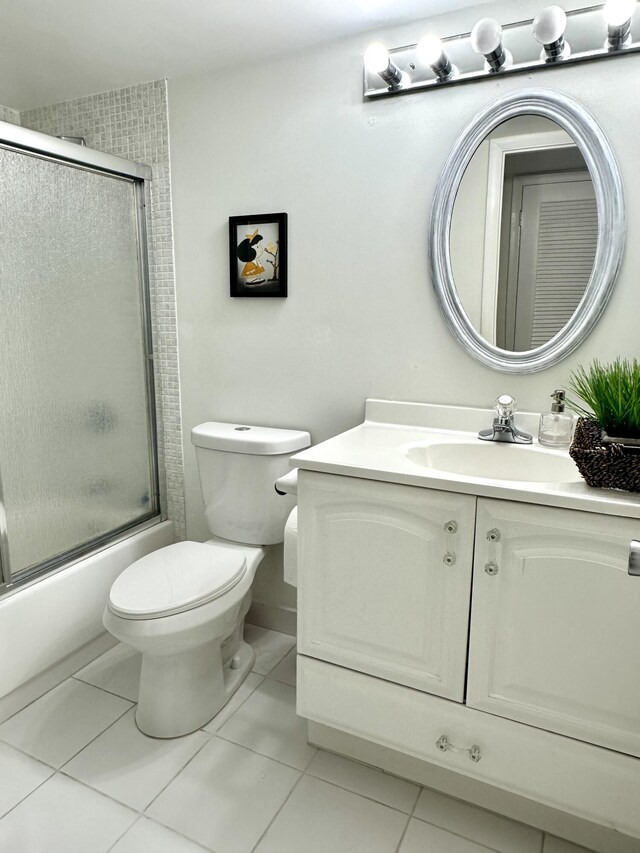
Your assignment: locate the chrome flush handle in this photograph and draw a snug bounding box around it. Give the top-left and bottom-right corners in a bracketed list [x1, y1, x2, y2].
[629, 541, 640, 576]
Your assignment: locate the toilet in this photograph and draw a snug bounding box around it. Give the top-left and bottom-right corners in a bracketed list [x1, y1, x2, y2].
[103, 421, 310, 738]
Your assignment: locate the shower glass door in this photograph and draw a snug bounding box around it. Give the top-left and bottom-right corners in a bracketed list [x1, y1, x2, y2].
[0, 138, 159, 586]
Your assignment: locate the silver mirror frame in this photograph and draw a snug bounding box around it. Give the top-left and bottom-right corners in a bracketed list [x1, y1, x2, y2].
[429, 88, 625, 373]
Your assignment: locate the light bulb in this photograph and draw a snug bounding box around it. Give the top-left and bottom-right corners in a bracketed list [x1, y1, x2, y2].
[604, 0, 636, 27]
[364, 42, 390, 74]
[533, 5, 567, 45]
[364, 42, 407, 88]
[417, 34, 444, 66]
[471, 18, 503, 54]
[470, 17, 512, 71]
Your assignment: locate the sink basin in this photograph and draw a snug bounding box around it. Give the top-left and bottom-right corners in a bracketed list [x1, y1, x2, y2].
[406, 441, 583, 484]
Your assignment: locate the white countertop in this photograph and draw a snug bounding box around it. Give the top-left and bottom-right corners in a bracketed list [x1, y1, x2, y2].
[291, 399, 640, 520]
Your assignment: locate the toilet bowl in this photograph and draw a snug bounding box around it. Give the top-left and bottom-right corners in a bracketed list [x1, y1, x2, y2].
[103, 421, 310, 738]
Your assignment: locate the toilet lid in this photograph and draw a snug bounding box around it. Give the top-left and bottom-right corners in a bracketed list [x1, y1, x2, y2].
[108, 541, 247, 619]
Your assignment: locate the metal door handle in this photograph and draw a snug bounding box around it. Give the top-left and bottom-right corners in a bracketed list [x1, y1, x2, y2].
[436, 735, 481, 762]
[629, 540, 640, 576]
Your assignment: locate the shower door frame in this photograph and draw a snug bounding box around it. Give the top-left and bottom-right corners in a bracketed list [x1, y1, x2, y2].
[0, 121, 162, 591]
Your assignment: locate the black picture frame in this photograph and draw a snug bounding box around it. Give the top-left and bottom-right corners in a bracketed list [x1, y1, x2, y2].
[229, 212, 288, 297]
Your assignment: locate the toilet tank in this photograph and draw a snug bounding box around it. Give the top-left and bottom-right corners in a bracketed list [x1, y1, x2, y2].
[191, 422, 310, 545]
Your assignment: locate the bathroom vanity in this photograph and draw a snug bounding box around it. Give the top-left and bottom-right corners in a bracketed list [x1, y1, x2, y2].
[292, 400, 640, 843]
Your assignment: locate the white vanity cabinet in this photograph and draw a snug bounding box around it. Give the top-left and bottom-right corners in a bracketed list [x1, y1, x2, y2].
[467, 498, 640, 757]
[296, 463, 640, 840]
[297, 471, 476, 700]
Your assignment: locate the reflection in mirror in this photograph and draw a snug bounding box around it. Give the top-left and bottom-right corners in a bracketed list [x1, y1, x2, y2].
[450, 116, 597, 352]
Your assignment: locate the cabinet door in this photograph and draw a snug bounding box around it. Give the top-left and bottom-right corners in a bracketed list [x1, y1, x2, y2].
[298, 471, 476, 701]
[468, 498, 640, 756]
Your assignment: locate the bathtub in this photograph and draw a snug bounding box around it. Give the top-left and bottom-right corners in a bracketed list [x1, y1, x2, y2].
[0, 519, 174, 722]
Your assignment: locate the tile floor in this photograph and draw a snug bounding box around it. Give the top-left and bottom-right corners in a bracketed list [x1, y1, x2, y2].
[0, 625, 597, 853]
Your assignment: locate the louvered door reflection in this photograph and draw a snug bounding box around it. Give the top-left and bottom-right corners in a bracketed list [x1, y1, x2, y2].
[506, 171, 597, 351]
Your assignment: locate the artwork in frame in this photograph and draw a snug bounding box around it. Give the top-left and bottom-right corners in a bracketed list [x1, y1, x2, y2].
[229, 212, 288, 297]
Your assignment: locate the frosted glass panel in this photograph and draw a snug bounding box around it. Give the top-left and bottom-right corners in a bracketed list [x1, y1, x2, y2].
[0, 147, 156, 577]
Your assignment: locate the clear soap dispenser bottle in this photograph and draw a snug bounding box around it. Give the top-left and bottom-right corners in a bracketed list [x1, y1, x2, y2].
[538, 390, 575, 448]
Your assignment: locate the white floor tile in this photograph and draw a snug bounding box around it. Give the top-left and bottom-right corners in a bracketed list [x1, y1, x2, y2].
[414, 787, 543, 853]
[0, 742, 53, 818]
[0, 678, 132, 768]
[244, 624, 296, 675]
[399, 818, 494, 853]
[0, 773, 136, 853]
[306, 749, 420, 813]
[255, 774, 408, 853]
[268, 647, 297, 686]
[74, 643, 142, 702]
[202, 672, 263, 734]
[217, 679, 316, 770]
[110, 816, 211, 853]
[63, 708, 209, 811]
[146, 737, 300, 853]
[543, 836, 597, 853]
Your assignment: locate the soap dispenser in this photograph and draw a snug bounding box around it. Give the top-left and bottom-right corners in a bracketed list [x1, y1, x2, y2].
[538, 390, 575, 447]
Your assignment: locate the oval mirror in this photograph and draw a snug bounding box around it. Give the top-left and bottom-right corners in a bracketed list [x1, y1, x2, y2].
[429, 89, 625, 373]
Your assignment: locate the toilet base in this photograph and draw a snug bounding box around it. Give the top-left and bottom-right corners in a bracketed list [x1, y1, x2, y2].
[135, 637, 256, 739]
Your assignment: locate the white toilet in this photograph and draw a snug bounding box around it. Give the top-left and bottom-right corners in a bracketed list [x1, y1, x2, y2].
[103, 421, 309, 738]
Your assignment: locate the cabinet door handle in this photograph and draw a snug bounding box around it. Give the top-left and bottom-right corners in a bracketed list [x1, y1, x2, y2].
[629, 540, 640, 576]
[436, 735, 482, 763]
[444, 520, 458, 534]
[484, 561, 499, 576]
[443, 552, 456, 567]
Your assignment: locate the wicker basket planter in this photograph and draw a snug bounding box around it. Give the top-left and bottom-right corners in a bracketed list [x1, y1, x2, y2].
[569, 418, 640, 492]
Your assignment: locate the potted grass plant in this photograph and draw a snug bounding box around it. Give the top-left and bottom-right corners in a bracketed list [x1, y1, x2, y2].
[567, 358, 640, 492]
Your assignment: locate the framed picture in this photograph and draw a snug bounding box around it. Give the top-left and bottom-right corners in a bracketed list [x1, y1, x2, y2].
[229, 212, 288, 297]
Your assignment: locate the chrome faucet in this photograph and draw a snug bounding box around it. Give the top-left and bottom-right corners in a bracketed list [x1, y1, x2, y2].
[478, 394, 532, 444]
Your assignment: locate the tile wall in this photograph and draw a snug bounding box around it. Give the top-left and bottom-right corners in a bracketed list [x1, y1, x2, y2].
[0, 105, 20, 125]
[20, 81, 186, 539]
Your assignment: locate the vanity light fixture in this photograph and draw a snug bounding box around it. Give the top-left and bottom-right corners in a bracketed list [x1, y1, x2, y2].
[417, 34, 458, 81]
[470, 18, 512, 72]
[363, 4, 640, 99]
[604, 0, 637, 49]
[533, 5, 571, 62]
[364, 42, 407, 89]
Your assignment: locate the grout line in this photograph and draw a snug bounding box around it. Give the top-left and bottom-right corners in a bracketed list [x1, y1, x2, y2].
[58, 724, 210, 813]
[0, 738, 58, 771]
[0, 668, 106, 727]
[0, 766, 55, 822]
[394, 780, 422, 853]
[249, 771, 306, 853]
[104, 814, 143, 853]
[71, 673, 139, 704]
[394, 811, 415, 852]
[0, 688, 132, 776]
[103, 814, 214, 853]
[140, 736, 212, 815]
[54, 769, 141, 816]
[302, 767, 418, 814]
[58, 701, 134, 771]
[200, 674, 265, 735]
[411, 812, 512, 853]
[210, 731, 313, 774]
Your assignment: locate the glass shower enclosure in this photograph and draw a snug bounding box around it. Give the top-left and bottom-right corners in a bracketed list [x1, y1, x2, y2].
[0, 123, 160, 590]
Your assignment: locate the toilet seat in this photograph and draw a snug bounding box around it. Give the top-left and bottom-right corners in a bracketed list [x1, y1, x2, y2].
[108, 541, 247, 620]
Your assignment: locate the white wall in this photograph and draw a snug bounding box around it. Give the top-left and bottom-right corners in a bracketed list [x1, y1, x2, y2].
[168, 0, 640, 610]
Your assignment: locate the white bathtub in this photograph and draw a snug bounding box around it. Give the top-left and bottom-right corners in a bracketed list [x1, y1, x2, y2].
[0, 519, 174, 722]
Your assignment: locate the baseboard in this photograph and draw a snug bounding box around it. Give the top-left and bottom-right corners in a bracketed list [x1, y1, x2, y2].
[308, 722, 640, 853]
[247, 600, 297, 637]
[0, 632, 117, 724]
